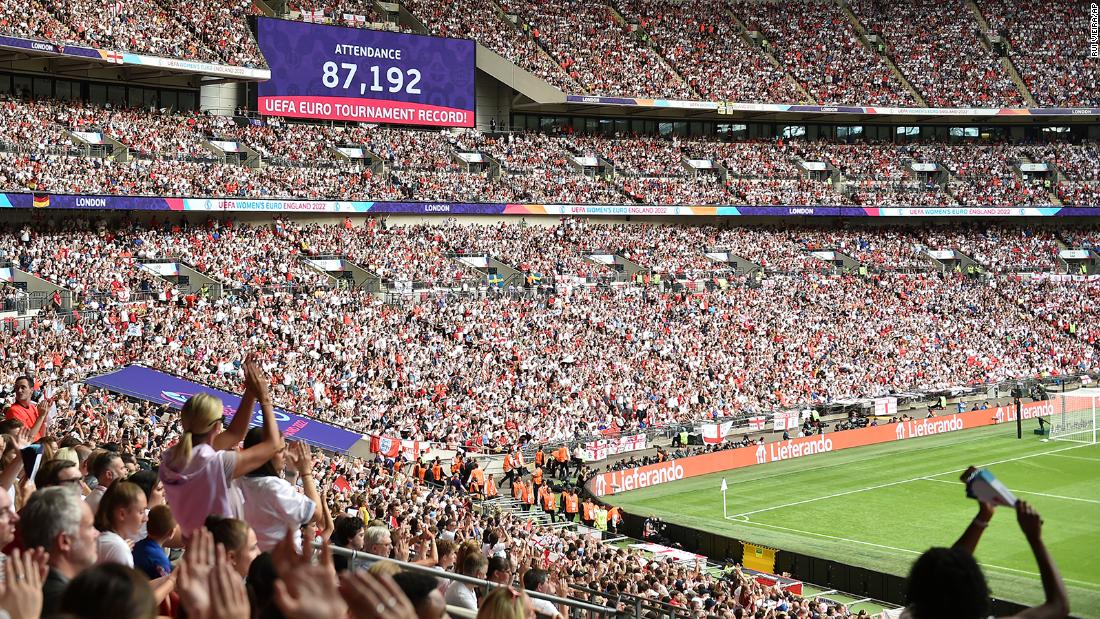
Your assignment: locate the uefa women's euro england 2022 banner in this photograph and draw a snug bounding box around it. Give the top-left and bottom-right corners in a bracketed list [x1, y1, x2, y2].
[256, 17, 475, 127]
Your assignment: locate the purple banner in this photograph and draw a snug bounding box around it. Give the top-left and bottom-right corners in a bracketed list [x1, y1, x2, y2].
[85, 365, 363, 453]
[0, 34, 102, 60]
[3, 193, 1099, 216]
[256, 17, 474, 127]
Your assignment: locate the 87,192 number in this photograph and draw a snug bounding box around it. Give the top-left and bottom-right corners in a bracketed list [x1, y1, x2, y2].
[322, 61, 422, 94]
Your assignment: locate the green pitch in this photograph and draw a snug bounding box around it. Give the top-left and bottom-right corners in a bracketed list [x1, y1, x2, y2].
[608, 424, 1100, 617]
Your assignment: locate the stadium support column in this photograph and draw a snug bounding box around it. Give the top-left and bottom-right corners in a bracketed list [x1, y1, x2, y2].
[200, 80, 245, 115]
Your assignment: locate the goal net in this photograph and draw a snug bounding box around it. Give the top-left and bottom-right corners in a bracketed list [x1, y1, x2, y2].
[1047, 388, 1099, 444]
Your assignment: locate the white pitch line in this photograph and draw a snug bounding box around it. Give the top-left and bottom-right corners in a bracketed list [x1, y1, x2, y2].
[919, 478, 1100, 505]
[730, 443, 1093, 519]
[723, 515, 1100, 590]
[1043, 453, 1100, 463]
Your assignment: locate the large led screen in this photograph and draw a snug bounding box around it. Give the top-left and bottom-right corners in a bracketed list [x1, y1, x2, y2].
[256, 17, 475, 127]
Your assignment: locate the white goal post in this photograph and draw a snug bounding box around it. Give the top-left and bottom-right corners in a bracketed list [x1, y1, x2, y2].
[1046, 388, 1099, 445]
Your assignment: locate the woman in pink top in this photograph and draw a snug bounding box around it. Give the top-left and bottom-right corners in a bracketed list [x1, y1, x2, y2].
[159, 355, 283, 537]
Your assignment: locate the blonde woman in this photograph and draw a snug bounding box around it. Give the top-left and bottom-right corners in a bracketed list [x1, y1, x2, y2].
[159, 355, 283, 537]
[477, 586, 536, 619]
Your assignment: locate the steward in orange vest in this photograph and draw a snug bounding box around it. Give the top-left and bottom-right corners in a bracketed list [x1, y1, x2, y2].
[539, 484, 557, 522]
[430, 459, 444, 485]
[469, 465, 485, 496]
[608, 506, 623, 533]
[485, 474, 498, 498]
[502, 452, 518, 488]
[531, 466, 544, 497]
[523, 480, 536, 510]
[553, 446, 569, 480]
[563, 490, 580, 521]
[581, 498, 596, 527]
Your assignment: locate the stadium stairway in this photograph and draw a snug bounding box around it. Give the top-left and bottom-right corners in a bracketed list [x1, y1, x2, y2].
[723, 6, 817, 104]
[965, 0, 1039, 107]
[603, 0, 702, 100]
[477, 495, 579, 533]
[836, 0, 929, 107]
[483, 0, 590, 95]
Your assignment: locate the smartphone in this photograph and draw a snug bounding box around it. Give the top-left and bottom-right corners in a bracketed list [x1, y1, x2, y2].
[21, 445, 42, 481]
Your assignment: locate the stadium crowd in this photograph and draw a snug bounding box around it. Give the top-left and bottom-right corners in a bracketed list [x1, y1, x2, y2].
[0, 0, 262, 67]
[619, 0, 805, 104]
[401, 0, 579, 93]
[3, 0, 1099, 108]
[504, 0, 695, 99]
[977, 0, 1100, 108]
[0, 214, 1091, 619]
[1, 95, 1098, 207]
[850, 0, 1024, 107]
[728, 0, 913, 107]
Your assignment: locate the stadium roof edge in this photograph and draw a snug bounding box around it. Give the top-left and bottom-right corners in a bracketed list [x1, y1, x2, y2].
[510, 94, 1100, 123]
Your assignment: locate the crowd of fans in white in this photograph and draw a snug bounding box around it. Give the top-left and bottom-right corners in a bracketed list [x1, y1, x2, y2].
[400, 0, 580, 93]
[2, 0, 1097, 108]
[0, 214, 1090, 619]
[503, 0, 694, 99]
[0, 1, 1096, 615]
[4, 96, 1098, 207]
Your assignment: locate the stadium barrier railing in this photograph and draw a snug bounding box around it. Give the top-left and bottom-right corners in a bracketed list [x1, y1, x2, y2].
[322, 543, 625, 617]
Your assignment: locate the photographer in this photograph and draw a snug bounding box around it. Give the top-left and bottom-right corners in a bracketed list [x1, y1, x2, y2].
[643, 514, 667, 543]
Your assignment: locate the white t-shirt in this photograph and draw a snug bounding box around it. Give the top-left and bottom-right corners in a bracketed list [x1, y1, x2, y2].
[97, 531, 134, 568]
[444, 580, 478, 610]
[530, 596, 562, 618]
[237, 475, 316, 552]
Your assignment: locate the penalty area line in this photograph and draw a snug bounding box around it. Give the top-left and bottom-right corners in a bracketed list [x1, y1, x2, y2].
[918, 478, 1100, 505]
[728, 443, 1094, 519]
[722, 515, 1100, 590]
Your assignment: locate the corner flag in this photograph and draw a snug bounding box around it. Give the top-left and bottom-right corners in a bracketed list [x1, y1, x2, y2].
[721, 478, 728, 518]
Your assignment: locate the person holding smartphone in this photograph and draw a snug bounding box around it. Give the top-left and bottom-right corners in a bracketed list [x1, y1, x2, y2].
[902, 466, 1070, 619]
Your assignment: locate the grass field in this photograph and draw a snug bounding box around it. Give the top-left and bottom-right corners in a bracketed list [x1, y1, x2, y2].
[608, 425, 1100, 617]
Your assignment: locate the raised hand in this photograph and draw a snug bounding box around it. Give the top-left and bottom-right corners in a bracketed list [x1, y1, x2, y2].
[10, 427, 33, 451]
[243, 354, 272, 404]
[393, 527, 410, 562]
[178, 527, 217, 619]
[35, 398, 50, 421]
[287, 441, 313, 475]
[1016, 500, 1044, 541]
[340, 571, 418, 619]
[273, 533, 348, 619]
[209, 544, 250, 619]
[0, 548, 45, 619]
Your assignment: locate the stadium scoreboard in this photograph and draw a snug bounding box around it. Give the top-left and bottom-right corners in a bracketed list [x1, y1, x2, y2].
[256, 17, 475, 127]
